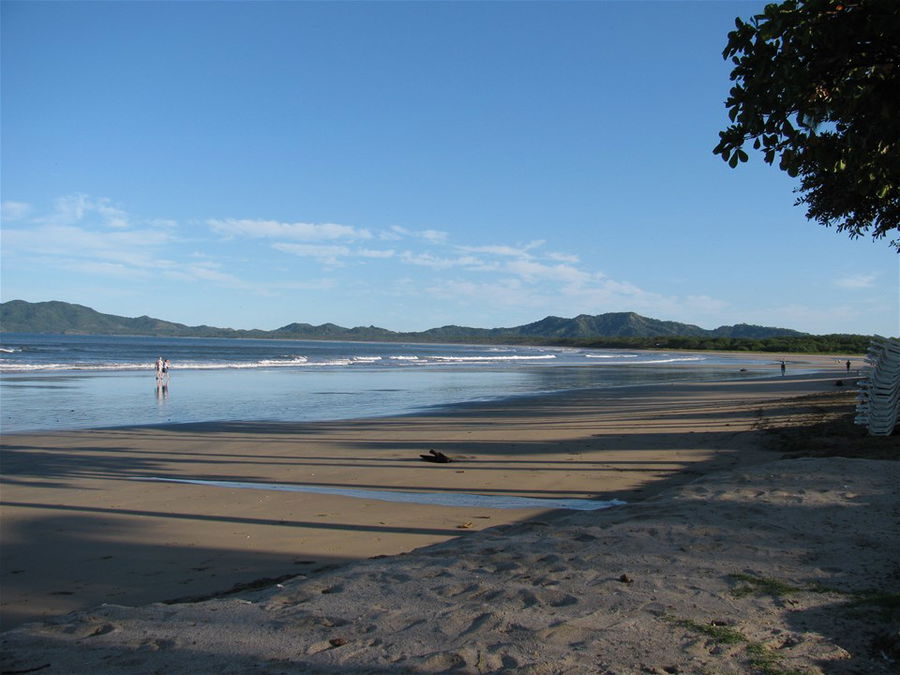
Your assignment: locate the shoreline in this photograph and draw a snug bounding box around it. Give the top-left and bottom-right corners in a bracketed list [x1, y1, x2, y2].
[2, 366, 895, 672]
[1, 345, 858, 433]
[1, 368, 856, 631]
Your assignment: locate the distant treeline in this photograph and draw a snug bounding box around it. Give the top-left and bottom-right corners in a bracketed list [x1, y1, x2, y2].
[455, 333, 873, 354]
[557, 334, 873, 354]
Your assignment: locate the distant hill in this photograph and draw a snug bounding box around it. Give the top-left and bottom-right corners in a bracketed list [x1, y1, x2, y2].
[0, 300, 198, 336]
[0, 300, 808, 343]
[507, 313, 711, 338]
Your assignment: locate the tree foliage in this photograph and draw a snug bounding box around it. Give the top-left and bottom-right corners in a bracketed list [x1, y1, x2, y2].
[714, 0, 900, 249]
[570, 334, 872, 355]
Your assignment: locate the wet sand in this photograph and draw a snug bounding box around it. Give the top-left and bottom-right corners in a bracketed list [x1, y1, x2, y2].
[2, 364, 851, 629]
[3, 361, 896, 673]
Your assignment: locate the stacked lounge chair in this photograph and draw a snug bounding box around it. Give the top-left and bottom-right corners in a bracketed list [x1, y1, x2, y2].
[855, 336, 900, 436]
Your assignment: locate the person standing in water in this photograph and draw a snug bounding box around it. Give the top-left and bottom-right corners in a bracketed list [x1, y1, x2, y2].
[780, 360, 786, 376]
[156, 356, 164, 380]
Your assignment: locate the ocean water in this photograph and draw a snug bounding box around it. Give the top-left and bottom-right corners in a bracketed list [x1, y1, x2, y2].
[0, 333, 772, 433]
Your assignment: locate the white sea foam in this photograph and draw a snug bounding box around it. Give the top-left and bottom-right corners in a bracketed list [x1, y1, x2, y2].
[0, 357, 364, 373]
[259, 357, 309, 366]
[584, 354, 639, 359]
[638, 356, 705, 364]
[0, 362, 156, 373]
[0, 352, 563, 373]
[136, 477, 626, 511]
[431, 354, 557, 362]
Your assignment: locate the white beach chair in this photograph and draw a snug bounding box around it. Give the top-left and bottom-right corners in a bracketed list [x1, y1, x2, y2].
[855, 337, 900, 436]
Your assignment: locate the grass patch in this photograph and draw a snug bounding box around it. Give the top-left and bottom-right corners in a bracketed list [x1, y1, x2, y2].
[732, 573, 900, 612]
[746, 642, 807, 675]
[730, 573, 837, 598]
[665, 615, 810, 674]
[670, 616, 748, 644]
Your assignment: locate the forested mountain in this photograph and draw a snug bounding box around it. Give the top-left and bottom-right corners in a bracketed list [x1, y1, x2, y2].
[0, 299, 810, 342]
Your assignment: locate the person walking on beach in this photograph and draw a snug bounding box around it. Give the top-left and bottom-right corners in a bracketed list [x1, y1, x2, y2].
[846, 360, 851, 373]
[780, 360, 786, 376]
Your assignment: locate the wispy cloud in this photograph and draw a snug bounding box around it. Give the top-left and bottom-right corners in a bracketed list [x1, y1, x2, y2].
[547, 251, 580, 263]
[273, 243, 352, 266]
[164, 261, 249, 287]
[457, 241, 544, 258]
[357, 248, 396, 259]
[390, 225, 449, 243]
[3, 194, 747, 329]
[834, 273, 876, 290]
[209, 218, 372, 241]
[43, 193, 131, 228]
[399, 251, 484, 269]
[3, 224, 173, 265]
[1, 201, 32, 222]
[505, 259, 592, 285]
[0, 194, 263, 291]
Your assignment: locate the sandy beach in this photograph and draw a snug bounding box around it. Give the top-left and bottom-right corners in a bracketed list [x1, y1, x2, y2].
[2, 363, 897, 673]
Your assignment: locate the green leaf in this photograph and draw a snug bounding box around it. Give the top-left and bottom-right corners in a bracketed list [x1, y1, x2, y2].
[714, 0, 899, 250]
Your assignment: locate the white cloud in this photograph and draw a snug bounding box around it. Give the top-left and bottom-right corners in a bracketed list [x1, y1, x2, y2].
[414, 269, 736, 330]
[273, 242, 397, 264]
[547, 251, 580, 264]
[174, 263, 245, 285]
[209, 218, 371, 241]
[505, 259, 592, 285]
[5, 195, 755, 331]
[681, 294, 731, 315]
[95, 203, 129, 228]
[1, 196, 350, 298]
[148, 218, 179, 229]
[457, 240, 544, 258]
[357, 248, 396, 259]
[67, 260, 151, 280]
[45, 194, 130, 228]
[49, 194, 90, 224]
[390, 225, 449, 243]
[400, 251, 483, 269]
[1, 201, 32, 222]
[424, 278, 542, 308]
[834, 273, 876, 290]
[378, 230, 404, 241]
[421, 229, 449, 244]
[738, 304, 857, 334]
[273, 242, 351, 265]
[269, 278, 337, 291]
[3, 225, 173, 265]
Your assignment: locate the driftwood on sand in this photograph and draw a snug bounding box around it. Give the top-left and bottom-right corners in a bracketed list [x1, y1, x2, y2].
[419, 448, 452, 463]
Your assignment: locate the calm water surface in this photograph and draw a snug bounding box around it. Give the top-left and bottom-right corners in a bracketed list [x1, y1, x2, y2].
[0, 334, 775, 433]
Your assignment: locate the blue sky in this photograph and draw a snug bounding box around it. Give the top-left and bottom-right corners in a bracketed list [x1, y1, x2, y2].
[2, 1, 897, 335]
